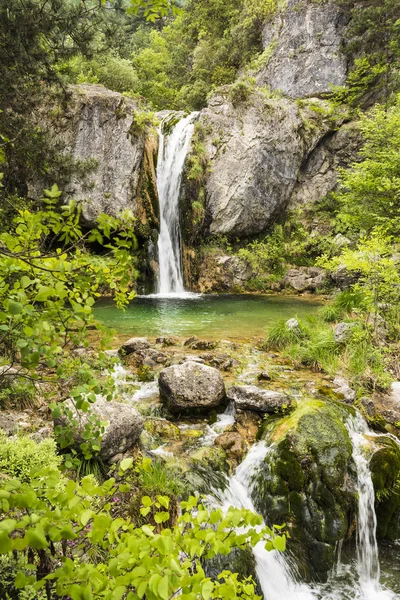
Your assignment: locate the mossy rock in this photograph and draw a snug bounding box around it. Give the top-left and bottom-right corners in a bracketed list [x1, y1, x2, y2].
[253, 398, 356, 581]
[370, 436, 400, 540]
[189, 446, 228, 472]
[180, 428, 204, 440]
[144, 418, 181, 441]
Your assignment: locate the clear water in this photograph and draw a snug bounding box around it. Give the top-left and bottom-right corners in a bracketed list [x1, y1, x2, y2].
[94, 294, 321, 339]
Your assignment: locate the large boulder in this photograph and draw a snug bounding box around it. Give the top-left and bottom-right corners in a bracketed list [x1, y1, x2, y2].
[54, 396, 144, 461]
[257, 0, 348, 98]
[282, 267, 327, 292]
[370, 436, 400, 540]
[227, 385, 291, 414]
[254, 399, 356, 581]
[158, 361, 225, 413]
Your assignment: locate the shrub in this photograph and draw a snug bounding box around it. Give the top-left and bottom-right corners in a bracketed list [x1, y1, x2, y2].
[0, 431, 62, 482]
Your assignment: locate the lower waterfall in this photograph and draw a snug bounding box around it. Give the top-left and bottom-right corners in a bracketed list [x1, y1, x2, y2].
[156, 112, 198, 295]
[213, 417, 397, 600]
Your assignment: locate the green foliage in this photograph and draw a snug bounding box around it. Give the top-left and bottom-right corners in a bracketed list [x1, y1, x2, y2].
[0, 431, 62, 483]
[0, 183, 138, 462]
[237, 226, 286, 277]
[60, 52, 140, 94]
[229, 78, 256, 107]
[319, 229, 400, 334]
[319, 289, 366, 322]
[334, 97, 400, 235]
[0, 461, 284, 599]
[265, 313, 392, 390]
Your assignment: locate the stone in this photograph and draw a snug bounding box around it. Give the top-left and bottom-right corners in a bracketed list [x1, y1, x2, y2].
[330, 265, 360, 290]
[214, 432, 246, 461]
[332, 376, 356, 404]
[257, 0, 348, 98]
[104, 349, 119, 358]
[184, 337, 217, 350]
[257, 371, 272, 381]
[127, 348, 169, 367]
[254, 399, 355, 580]
[54, 397, 144, 461]
[158, 361, 226, 413]
[227, 385, 291, 414]
[120, 337, 151, 355]
[31, 84, 159, 228]
[144, 418, 181, 440]
[156, 336, 179, 346]
[334, 322, 355, 344]
[286, 318, 300, 331]
[282, 267, 327, 292]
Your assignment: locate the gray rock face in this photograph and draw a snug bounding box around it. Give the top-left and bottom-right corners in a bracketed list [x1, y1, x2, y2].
[200, 93, 306, 237]
[120, 337, 151, 355]
[334, 322, 355, 344]
[282, 267, 327, 292]
[158, 361, 226, 413]
[55, 397, 144, 460]
[227, 385, 291, 414]
[258, 0, 348, 98]
[56, 85, 147, 224]
[333, 376, 356, 404]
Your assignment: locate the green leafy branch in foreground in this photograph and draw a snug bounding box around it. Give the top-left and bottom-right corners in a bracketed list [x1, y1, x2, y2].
[0, 459, 286, 600]
[0, 181, 138, 462]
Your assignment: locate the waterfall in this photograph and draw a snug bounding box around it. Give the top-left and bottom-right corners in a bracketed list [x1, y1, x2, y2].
[216, 442, 318, 600]
[156, 112, 198, 295]
[212, 421, 397, 600]
[345, 414, 397, 600]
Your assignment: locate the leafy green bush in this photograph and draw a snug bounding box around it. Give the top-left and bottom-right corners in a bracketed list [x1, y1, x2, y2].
[0, 431, 62, 482]
[0, 461, 285, 599]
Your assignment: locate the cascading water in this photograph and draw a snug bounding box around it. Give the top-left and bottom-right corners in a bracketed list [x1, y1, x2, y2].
[216, 442, 318, 600]
[345, 414, 397, 600]
[156, 112, 198, 295]
[212, 419, 398, 600]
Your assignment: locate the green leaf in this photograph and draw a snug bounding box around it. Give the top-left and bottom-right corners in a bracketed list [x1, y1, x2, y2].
[202, 580, 214, 600]
[8, 300, 23, 315]
[120, 457, 133, 472]
[158, 575, 169, 600]
[273, 535, 286, 552]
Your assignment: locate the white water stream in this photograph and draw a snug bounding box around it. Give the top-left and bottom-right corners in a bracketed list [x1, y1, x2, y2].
[156, 113, 198, 295]
[214, 418, 398, 600]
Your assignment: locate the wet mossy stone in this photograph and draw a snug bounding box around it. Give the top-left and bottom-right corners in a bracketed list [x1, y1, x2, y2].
[204, 547, 261, 595]
[253, 399, 356, 581]
[370, 436, 400, 540]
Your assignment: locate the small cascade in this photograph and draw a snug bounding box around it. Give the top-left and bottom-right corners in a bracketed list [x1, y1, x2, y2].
[216, 442, 318, 600]
[345, 414, 397, 600]
[156, 112, 198, 295]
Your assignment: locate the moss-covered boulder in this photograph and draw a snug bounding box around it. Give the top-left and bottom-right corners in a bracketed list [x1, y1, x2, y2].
[370, 436, 400, 541]
[253, 399, 356, 581]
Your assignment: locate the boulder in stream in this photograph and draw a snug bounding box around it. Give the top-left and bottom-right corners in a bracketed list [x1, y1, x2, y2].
[158, 361, 225, 413]
[120, 337, 151, 355]
[227, 385, 291, 414]
[254, 399, 356, 581]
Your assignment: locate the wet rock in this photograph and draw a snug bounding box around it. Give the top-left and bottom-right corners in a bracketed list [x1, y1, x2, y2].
[369, 382, 400, 433]
[158, 361, 226, 413]
[227, 385, 291, 414]
[127, 348, 169, 367]
[333, 376, 356, 404]
[370, 436, 400, 540]
[254, 399, 355, 581]
[120, 337, 151, 355]
[184, 337, 218, 350]
[334, 322, 355, 344]
[282, 267, 327, 292]
[202, 353, 239, 371]
[214, 432, 246, 462]
[156, 336, 179, 347]
[144, 418, 181, 440]
[54, 397, 144, 461]
[257, 371, 272, 381]
[183, 355, 206, 364]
